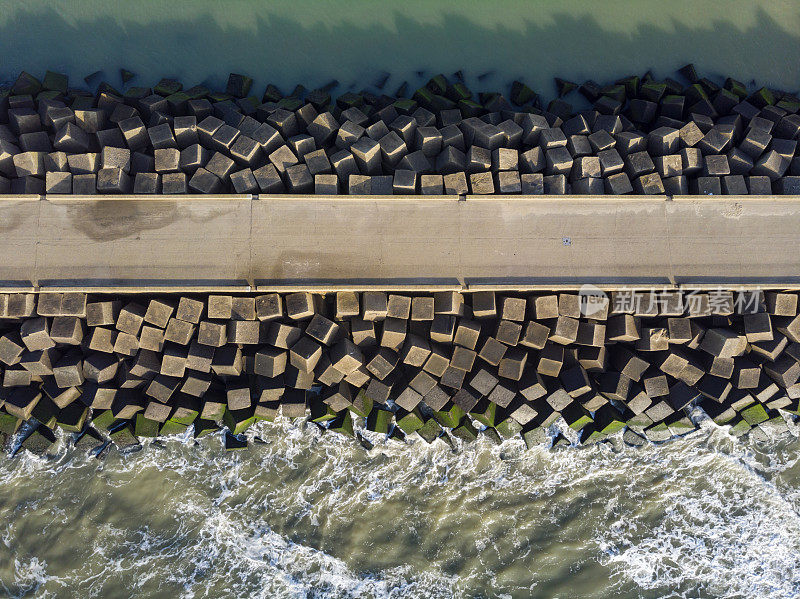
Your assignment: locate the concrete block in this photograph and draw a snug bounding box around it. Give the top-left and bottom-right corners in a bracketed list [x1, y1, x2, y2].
[648, 126, 680, 156]
[496, 170, 522, 193]
[520, 172, 544, 194]
[187, 167, 222, 194]
[693, 176, 722, 195]
[50, 316, 84, 345]
[397, 150, 432, 174]
[519, 321, 549, 349]
[436, 146, 466, 174]
[65, 152, 98, 176]
[95, 167, 132, 194]
[439, 171, 466, 195]
[381, 317, 408, 350]
[118, 116, 148, 150]
[700, 327, 747, 358]
[549, 316, 579, 345]
[84, 299, 119, 328]
[250, 163, 282, 193]
[142, 149, 173, 177]
[545, 147, 573, 176]
[469, 172, 494, 194]
[722, 175, 748, 195]
[466, 146, 492, 173]
[313, 174, 338, 194]
[752, 150, 790, 181]
[302, 149, 332, 177]
[776, 176, 800, 194]
[13, 151, 46, 177]
[567, 135, 592, 157]
[131, 172, 163, 195]
[285, 292, 317, 320]
[543, 174, 567, 194]
[520, 146, 545, 173]
[420, 174, 444, 195]
[633, 172, 665, 195]
[285, 164, 314, 193]
[197, 321, 227, 347]
[44, 171, 72, 194]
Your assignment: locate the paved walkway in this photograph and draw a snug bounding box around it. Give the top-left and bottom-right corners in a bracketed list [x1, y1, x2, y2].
[1, 195, 798, 291]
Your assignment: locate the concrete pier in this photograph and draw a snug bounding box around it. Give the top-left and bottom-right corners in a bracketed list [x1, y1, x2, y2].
[1, 194, 799, 292]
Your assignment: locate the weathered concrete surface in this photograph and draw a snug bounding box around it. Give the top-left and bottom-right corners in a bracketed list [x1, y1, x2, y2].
[1, 195, 799, 290]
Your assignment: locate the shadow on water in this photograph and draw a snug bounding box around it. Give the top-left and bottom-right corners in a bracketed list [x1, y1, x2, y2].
[0, 4, 798, 97]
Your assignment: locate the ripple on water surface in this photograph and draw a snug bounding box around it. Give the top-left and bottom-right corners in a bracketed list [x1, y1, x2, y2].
[0, 418, 799, 599]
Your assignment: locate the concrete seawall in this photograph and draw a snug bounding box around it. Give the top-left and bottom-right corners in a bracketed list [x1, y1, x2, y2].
[1, 194, 799, 292]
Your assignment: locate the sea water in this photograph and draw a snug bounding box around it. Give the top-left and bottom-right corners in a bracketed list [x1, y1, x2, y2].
[0, 1, 798, 98]
[1, 2, 800, 597]
[0, 415, 799, 598]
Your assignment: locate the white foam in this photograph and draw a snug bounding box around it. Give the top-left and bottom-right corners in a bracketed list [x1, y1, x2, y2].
[0, 419, 799, 597]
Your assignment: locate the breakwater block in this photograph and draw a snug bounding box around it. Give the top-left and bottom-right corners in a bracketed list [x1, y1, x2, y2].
[0, 289, 795, 454]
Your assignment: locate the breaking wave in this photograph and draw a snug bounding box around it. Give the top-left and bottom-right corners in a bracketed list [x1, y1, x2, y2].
[0, 417, 799, 598]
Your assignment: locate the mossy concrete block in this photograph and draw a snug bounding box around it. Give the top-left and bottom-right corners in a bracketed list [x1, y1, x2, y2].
[134, 413, 160, 437]
[417, 418, 443, 443]
[328, 410, 354, 436]
[109, 423, 140, 449]
[223, 407, 257, 435]
[434, 402, 465, 429]
[396, 408, 425, 433]
[469, 398, 497, 428]
[366, 407, 392, 434]
[193, 418, 219, 438]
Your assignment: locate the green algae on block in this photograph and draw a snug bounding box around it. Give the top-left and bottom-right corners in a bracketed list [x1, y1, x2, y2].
[416, 418, 443, 444]
[328, 410, 354, 437]
[349, 390, 373, 419]
[109, 423, 140, 449]
[134, 414, 160, 438]
[74, 427, 104, 451]
[159, 419, 189, 436]
[728, 417, 752, 437]
[592, 406, 627, 436]
[392, 98, 416, 115]
[451, 418, 479, 442]
[20, 426, 56, 454]
[561, 403, 593, 431]
[741, 402, 769, 426]
[510, 80, 536, 106]
[42, 70, 68, 93]
[365, 408, 392, 434]
[469, 399, 497, 428]
[495, 417, 523, 440]
[395, 408, 425, 434]
[254, 401, 279, 422]
[0, 412, 22, 436]
[223, 408, 257, 436]
[193, 418, 219, 438]
[91, 409, 116, 431]
[12, 71, 42, 96]
[309, 399, 338, 423]
[644, 422, 672, 443]
[522, 424, 548, 449]
[433, 403, 465, 429]
[200, 399, 226, 422]
[154, 78, 183, 96]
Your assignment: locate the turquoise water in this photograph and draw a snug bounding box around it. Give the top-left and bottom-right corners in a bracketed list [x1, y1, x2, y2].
[0, 1, 798, 97]
[1, 415, 799, 598]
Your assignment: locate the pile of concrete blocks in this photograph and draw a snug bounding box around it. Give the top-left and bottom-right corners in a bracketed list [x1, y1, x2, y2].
[0, 66, 798, 196]
[0, 287, 798, 454]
